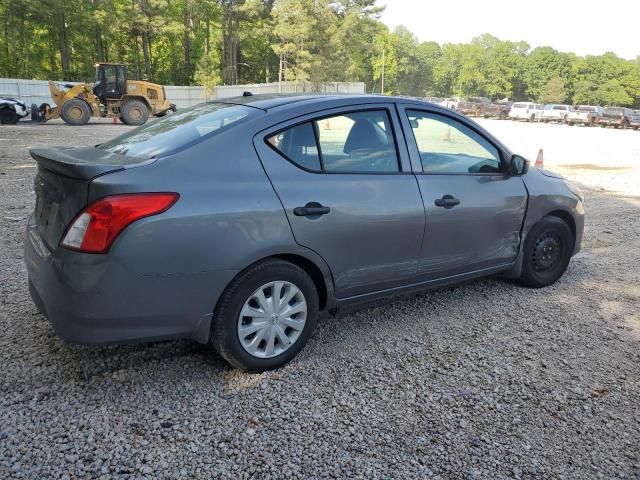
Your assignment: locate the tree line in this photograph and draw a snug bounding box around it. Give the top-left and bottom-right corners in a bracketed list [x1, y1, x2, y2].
[1, 0, 640, 107]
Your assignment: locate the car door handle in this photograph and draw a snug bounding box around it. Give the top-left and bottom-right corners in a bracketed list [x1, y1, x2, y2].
[435, 195, 460, 208]
[293, 202, 331, 217]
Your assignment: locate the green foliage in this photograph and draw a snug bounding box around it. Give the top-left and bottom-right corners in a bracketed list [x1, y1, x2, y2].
[539, 77, 567, 104]
[0, 2, 639, 108]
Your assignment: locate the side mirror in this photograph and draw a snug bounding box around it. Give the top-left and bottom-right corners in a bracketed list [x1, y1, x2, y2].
[509, 154, 529, 176]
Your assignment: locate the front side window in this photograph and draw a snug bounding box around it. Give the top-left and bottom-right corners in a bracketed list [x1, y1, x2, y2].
[267, 109, 399, 173]
[406, 110, 502, 174]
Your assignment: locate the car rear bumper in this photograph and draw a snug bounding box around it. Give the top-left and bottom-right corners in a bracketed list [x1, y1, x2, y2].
[509, 112, 534, 120]
[24, 214, 232, 345]
[567, 117, 593, 124]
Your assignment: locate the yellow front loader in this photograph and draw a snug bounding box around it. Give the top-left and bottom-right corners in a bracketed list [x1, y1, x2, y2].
[41, 63, 176, 126]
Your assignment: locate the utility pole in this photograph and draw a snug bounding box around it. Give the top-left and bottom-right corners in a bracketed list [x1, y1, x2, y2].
[381, 48, 385, 95]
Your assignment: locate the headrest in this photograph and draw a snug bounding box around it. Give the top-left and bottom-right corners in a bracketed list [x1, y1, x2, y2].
[343, 119, 387, 154]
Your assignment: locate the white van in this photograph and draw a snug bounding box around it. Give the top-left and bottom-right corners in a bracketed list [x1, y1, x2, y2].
[509, 102, 544, 122]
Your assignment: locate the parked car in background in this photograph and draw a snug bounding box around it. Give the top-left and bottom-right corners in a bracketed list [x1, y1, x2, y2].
[630, 110, 640, 130]
[509, 102, 544, 122]
[599, 107, 633, 129]
[541, 104, 574, 123]
[423, 97, 444, 105]
[566, 105, 603, 126]
[441, 97, 464, 110]
[24, 94, 584, 371]
[457, 97, 501, 118]
[0, 97, 29, 124]
[493, 100, 512, 120]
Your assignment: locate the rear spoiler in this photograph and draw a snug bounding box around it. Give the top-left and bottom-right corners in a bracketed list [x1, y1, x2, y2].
[30, 147, 153, 180]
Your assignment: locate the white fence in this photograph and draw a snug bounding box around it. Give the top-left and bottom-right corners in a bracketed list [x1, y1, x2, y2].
[0, 78, 206, 109]
[0, 78, 366, 110]
[214, 81, 366, 98]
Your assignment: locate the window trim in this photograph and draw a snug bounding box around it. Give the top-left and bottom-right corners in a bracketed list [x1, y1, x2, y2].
[401, 107, 508, 176]
[264, 107, 405, 175]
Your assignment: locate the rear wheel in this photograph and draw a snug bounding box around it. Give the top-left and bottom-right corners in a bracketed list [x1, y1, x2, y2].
[0, 107, 18, 125]
[210, 259, 319, 372]
[61, 98, 91, 125]
[120, 100, 149, 126]
[519, 216, 573, 288]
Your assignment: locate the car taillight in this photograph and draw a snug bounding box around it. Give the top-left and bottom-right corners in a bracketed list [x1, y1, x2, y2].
[61, 193, 179, 254]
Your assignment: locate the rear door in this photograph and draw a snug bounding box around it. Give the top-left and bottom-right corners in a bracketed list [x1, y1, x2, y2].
[254, 104, 425, 298]
[397, 106, 528, 280]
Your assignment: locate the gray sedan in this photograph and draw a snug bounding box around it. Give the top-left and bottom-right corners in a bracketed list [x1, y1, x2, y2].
[24, 95, 585, 371]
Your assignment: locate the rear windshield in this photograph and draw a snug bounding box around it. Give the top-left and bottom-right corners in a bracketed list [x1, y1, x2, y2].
[604, 107, 623, 115]
[512, 103, 528, 108]
[98, 103, 255, 158]
[552, 105, 567, 110]
[578, 106, 596, 112]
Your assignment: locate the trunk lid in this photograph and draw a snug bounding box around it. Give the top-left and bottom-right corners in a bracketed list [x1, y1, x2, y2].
[30, 146, 152, 249]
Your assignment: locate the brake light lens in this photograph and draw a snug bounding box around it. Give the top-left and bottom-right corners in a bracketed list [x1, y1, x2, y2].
[61, 193, 179, 253]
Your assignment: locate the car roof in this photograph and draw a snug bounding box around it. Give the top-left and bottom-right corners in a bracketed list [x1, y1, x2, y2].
[216, 93, 433, 111]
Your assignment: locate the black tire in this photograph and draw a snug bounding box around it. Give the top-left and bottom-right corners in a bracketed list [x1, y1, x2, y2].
[210, 259, 319, 372]
[31, 104, 40, 122]
[120, 100, 149, 126]
[519, 216, 573, 288]
[0, 107, 18, 125]
[633, 126, 639, 131]
[61, 98, 91, 125]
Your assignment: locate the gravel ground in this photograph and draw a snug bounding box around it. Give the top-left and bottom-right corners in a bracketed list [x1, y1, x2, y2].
[1, 119, 639, 479]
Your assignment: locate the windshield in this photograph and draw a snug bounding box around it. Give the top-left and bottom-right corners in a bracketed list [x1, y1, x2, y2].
[552, 105, 567, 110]
[98, 103, 255, 158]
[604, 108, 623, 115]
[512, 103, 528, 108]
[578, 106, 596, 112]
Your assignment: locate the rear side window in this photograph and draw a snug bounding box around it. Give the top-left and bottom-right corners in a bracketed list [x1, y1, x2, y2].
[98, 103, 254, 158]
[268, 123, 321, 171]
[267, 110, 399, 173]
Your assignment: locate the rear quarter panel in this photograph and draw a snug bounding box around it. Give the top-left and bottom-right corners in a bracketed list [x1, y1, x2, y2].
[86, 121, 335, 340]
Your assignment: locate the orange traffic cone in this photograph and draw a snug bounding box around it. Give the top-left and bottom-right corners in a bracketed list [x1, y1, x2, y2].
[535, 148, 544, 168]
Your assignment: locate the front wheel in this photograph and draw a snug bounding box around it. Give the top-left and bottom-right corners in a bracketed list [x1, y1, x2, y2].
[211, 259, 319, 372]
[61, 98, 91, 125]
[519, 216, 573, 288]
[0, 108, 18, 125]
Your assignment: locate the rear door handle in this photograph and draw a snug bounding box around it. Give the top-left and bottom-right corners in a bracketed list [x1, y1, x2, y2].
[435, 195, 460, 208]
[293, 202, 331, 217]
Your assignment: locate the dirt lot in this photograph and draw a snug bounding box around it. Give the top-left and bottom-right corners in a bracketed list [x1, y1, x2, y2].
[1, 118, 639, 479]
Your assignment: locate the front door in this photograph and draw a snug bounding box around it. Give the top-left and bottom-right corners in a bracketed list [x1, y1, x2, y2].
[398, 107, 528, 280]
[254, 105, 425, 298]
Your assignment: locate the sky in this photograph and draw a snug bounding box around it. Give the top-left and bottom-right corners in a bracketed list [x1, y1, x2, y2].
[378, 0, 638, 60]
